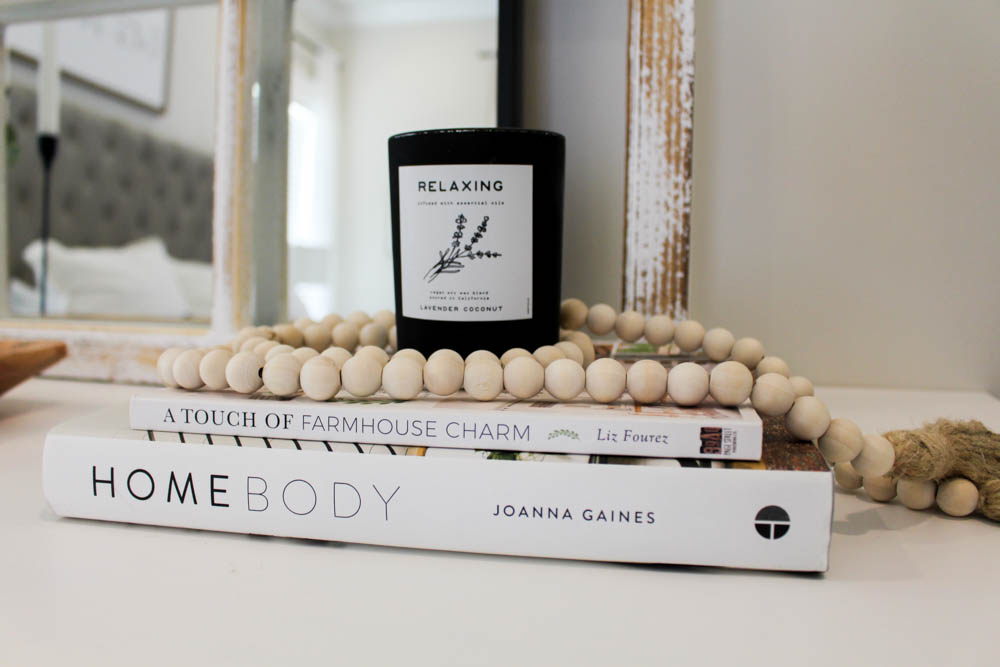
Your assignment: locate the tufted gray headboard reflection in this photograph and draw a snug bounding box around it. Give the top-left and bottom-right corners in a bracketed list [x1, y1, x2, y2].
[6, 84, 214, 284]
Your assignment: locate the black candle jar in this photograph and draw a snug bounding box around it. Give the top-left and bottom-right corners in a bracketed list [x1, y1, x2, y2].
[388, 128, 565, 358]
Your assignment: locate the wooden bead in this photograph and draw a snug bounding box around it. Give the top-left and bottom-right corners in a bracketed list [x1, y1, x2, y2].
[199, 348, 232, 390]
[500, 348, 532, 366]
[381, 357, 424, 400]
[356, 345, 390, 366]
[253, 340, 281, 358]
[851, 434, 895, 478]
[503, 356, 545, 399]
[464, 361, 504, 401]
[585, 357, 626, 403]
[533, 345, 566, 368]
[291, 347, 319, 364]
[423, 356, 464, 395]
[332, 322, 359, 351]
[554, 341, 584, 365]
[171, 349, 205, 390]
[898, 479, 936, 510]
[544, 358, 586, 400]
[346, 311, 371, 328]
[321, 346, 353, 368]
[262, 353, 302, 397]
[643, 315, 674, 346]
[372, 309, 396, 330]
[586, 303, 617, 336]
[755, 356, 790, 378]
[273, 323, 304, 348]
[730, 337, 765, 370]
[427, 349, 464, 367]
[392, 348, 426, 367]
[750, 373, 796, 416]
[299, 356, 341, 401]
[466, 349, 501, 366]
[787, 376, 813, 397]
[359, 322, 388, 349]
[667, 361, 709, 406]
[340, 354, 382, 397]
[936, 477, 979, 516]
[293, 317, 315, 332]
[303, 323, 332, 351]
[559, 330, 595, 367]
[225, 351, 263, 394]
[559, 298, 588, 330]
[229, 328, 258, 353]
[319, 313, 343, 330]
[702, 328, 735, 362]
[239, 336, 268, 353]
[818, 418, 864, 463]
[264, 344, 295, 361]
[157, 347, 185, 387]
[673, 320, 706, 353]
[627, 359, 668, 404]
[785, 396, 831, 441]
[863, 475, 897, 502]
[615, 310, 646, 343]
[833, 462, 863, 490]
[708, 361, 753, 406]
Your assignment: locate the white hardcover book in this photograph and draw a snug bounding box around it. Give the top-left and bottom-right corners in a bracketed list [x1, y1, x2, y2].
[46, 406, 830, 572]
[129, 387, 762, 460]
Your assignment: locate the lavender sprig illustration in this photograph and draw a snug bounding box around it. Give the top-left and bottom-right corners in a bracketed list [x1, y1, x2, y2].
[424, 214, 502, 282]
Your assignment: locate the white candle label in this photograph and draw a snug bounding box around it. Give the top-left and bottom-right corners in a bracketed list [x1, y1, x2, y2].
[399, 164, 533, 322]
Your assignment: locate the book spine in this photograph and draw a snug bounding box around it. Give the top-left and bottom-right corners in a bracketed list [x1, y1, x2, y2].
[128, 394, 762, 460]
[43, 433, 830, 571]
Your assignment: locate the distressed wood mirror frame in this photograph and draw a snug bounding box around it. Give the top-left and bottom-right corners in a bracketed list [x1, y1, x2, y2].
[622, 0, 695, 320]
[0, 0, 290, 383]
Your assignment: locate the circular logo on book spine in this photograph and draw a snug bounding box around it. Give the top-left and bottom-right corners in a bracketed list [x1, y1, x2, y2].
[754, 505, 790, 540]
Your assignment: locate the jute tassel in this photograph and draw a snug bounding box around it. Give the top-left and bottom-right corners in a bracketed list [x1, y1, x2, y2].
[884, 419, 1000, 521]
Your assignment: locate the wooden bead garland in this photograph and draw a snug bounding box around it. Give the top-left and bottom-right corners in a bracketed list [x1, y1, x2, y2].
[162, 302, 957, 523]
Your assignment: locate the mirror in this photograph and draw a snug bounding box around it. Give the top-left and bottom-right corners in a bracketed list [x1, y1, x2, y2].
[2, 3, 218, 322]
[287, 0, 501, 320]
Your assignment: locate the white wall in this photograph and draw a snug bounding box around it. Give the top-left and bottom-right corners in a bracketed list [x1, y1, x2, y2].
[331, 18, 497, 314]
[8, 4, 217, 154]
[524, 0, 1000, 395]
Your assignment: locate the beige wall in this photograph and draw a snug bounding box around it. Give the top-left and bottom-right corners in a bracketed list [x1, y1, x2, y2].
[525, 0, 1000, 395]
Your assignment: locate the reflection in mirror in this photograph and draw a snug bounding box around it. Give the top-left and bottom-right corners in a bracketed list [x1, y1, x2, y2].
[288, 0, 499, 320]
[3, 4, 218, 322]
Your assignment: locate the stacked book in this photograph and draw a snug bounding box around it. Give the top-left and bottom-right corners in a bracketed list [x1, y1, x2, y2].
[43, 363, 833, 572]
